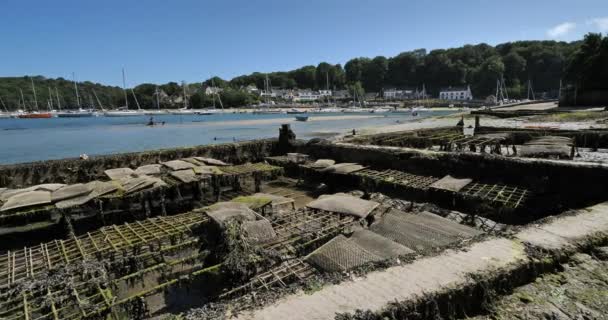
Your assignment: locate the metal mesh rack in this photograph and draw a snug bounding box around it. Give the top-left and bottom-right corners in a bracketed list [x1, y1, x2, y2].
[266, 208, 356, 253]
[355, 168, 440, 190]
[459, 183, 529, 209]
[0, 211, 207, 289]
[219, 259, 315, 299]
[0, 275, 112, 320]
[219, 163, 283, 176]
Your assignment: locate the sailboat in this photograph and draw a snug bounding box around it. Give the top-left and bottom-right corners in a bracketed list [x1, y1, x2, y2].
[57, 74, 94, 117]
[197, 79, 223, 115]
[105, 68, 142, 117]
[172, 81, 196, 115]
[144, 86, 166, 115]
[19, 79, 52, 118]
[0, 95, 11, 118]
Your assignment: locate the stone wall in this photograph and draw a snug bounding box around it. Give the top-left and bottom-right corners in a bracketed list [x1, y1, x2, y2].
[0, 139, 279, 188]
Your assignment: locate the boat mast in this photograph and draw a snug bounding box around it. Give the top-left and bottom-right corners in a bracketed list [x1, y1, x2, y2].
[122, 68, 129, 110]
[326, 72, 330, 104]
[92, 89, 104, 111]
[182, 81, 188, 109]
[48, 87, 54, 110]
[212, 79, 216, 109]
[19, 88, 26, 111]
[73, 73, 81, 109]
[31, 78, 39, 111]
[0, 95, 7, 112]
[155, 86, 160, 110]
[55, 87, 62, 110]
[130, 89, 141, 110]
[527, 79, 535, 100]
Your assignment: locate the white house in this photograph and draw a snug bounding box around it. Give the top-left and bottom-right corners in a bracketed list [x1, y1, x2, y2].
[318, 90, 332, 97]
[383, 88, 414, 100]
[439, 86, 473, 101]
[293, 91, 321, 102]
[205, 87, 223, 95]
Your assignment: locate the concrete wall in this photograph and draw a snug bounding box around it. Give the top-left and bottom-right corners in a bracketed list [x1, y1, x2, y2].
[298, 142, 608, 212]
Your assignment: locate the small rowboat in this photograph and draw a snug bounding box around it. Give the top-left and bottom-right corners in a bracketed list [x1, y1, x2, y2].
[295, 115, 309, 122]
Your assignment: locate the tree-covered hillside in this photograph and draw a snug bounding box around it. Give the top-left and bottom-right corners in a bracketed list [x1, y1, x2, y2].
[0, 76, 124, 111]
[1, 37, 594, 110]
[229, 40, 578, 98]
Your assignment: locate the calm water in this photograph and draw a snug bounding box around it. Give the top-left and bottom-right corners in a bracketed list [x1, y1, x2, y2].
[0, 111, 452, 164]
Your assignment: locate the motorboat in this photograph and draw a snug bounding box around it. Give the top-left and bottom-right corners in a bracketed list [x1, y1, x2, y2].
[57, 109, 94, 118]
[295, 115, 309, 122]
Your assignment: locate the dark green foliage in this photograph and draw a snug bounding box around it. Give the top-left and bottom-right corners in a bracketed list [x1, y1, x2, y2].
[228, 39, 583, 98]
[1, 37, 592, 110]
[565, 33, 608, 90]
[219, 219, 280, 284]
[0, 75, 124, 111]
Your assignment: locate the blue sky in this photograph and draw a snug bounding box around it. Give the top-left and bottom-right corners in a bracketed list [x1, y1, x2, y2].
[1, 0, 607, 87]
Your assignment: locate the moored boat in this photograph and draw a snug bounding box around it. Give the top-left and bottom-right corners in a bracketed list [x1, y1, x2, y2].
[57, 109, 94, 118]
[295, 115, 309, 122]
[104, 110, 143, 117]
[18, 112, 53, 119]
[287, 109, 305, 114]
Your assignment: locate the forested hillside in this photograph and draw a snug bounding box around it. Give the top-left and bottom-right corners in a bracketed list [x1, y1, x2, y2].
[1, 37, 594, 110]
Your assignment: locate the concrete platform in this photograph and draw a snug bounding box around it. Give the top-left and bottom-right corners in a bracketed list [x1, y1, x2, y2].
[236, 201, 608, 320]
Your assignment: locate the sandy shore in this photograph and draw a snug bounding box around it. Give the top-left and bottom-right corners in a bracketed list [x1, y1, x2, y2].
[191, 115, 385, 127]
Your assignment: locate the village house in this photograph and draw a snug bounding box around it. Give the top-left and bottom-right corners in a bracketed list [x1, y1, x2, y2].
[383, 88, 415, 100]
[293, 90, 322, 102]
[439, 85, 473, 100]
[205, 86, 223, 95]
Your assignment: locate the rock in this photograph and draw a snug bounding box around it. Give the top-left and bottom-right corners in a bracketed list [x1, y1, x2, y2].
[134, 164, 162, 176]
[105, 168, 135, 180]
[1, 191, 52, 212]
[162, 160, 197, 171]
[51, 184, 92, 202]
[595, 247, 608, 260]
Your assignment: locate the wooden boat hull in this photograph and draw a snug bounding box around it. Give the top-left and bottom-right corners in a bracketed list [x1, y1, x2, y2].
[18, 113, 53, 119]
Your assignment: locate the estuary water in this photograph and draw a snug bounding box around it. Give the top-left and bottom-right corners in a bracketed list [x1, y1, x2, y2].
[0, 111, 452, 164]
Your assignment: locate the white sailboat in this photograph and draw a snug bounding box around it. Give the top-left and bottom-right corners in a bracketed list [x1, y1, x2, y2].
[105, 68, 142, 117]
[0, 95, 12, 118]
[144, 86, 166, 115]
[57, 74, 94, 117]
[172, 81, 196, 115]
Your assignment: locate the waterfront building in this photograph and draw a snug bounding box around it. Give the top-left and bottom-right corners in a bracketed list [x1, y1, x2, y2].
[439, 85, 473, 100]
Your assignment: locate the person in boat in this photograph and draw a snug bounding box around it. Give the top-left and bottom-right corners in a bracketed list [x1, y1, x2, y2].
[147, 117, 155, 126]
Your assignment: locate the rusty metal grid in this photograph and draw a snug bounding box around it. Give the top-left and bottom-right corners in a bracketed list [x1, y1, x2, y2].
[459, 182, 529, 209]
[0, 211, 207, 290]
[355, 168, 440, 190]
